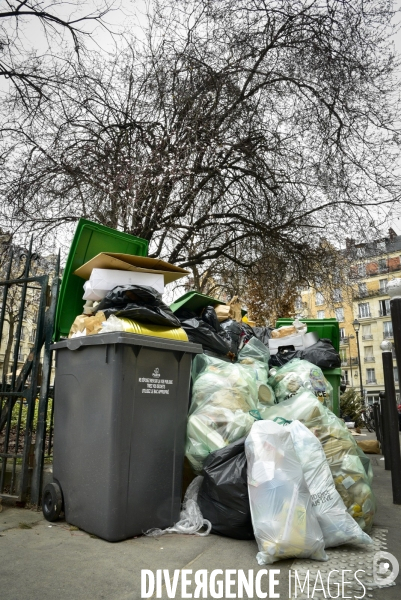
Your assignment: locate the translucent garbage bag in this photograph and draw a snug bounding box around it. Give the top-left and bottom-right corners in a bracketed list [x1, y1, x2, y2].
[262, 391, 376, 532]
[268, 358, 333, 410]
[144, 476, 211, 537]
[238, 338, 275, 407]
[245, 420, 327, 565]
[287, 420, 372, 548]
[186, 354, 259, 473]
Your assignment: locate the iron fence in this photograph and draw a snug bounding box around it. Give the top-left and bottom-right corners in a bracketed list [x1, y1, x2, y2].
[0, 239, 59, 505]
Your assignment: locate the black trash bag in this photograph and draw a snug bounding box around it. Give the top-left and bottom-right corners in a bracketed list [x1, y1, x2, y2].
[253, 326, 274, 347]
[175, 308, 198, 320]
[201, 306, 222, 333]
[197, 438, 253, 540]
[302, 339, 341, 369]
[95, 285, 181, 328]
[219, 319, 242, 355]
[180, 318, 231, 355]
[240, 323, 256, 345]
[269, 338, 341, 369]
[269, 349, 302, 367]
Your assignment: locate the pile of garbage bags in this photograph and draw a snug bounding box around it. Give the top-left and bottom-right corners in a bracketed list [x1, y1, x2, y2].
[260, 391, 376, 533]
[183, 326, 376, 566]
[268, 358, 333, 410]
[186, 338, 275, 473]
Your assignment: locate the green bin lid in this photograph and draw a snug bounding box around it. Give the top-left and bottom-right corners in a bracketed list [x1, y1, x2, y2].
[170, 291, 226, 314]
[54, 219, 148, 340]
[170, 291, 248, 317]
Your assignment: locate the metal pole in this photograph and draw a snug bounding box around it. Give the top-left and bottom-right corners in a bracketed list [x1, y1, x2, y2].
[355, 330, 364, 401]
[379, 391, 390, 470]
[381, 341, 401, 504]
[390, 295, 401, 400]
[373, 400, 381, 444]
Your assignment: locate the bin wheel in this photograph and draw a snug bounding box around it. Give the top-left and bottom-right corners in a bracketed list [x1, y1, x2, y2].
[42, 482, 63, 522]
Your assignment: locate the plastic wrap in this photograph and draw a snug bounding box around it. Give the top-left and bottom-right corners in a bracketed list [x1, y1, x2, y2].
[268, 358, 333, 410]
[287, 420, 372, 547]
[261, 390, 376, 532]
[95, 285, 181, 327]
[186, 354, 259, 472]
[197, 438, 253, 540]
[245, 420, 327, 565]
[144, 476, 211, 537]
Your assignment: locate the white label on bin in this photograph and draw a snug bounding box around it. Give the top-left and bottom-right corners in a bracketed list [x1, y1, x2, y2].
[138, 376, 174, 395]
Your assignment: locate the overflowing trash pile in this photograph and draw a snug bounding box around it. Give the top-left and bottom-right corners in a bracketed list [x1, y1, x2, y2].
[61, 242, 375, 564]
[181, 312, 375, 565]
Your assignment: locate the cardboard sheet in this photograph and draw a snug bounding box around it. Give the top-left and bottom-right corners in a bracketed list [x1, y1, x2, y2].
[74, 253, 189, 284]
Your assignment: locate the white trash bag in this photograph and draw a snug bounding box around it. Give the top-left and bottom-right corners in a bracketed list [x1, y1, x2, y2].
[245, 420, 327, 565]
[287, 420, 372, 548]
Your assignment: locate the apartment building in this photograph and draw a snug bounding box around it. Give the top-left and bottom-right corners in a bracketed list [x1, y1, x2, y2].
[298, 229, 400, 403]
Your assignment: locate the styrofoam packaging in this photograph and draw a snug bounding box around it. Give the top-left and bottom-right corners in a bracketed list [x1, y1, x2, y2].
[268, 333, 305, 355]
[82, 268, 165, 300]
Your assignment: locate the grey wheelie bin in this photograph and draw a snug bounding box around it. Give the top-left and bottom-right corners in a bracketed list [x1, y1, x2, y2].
[43, 332, 202, 541]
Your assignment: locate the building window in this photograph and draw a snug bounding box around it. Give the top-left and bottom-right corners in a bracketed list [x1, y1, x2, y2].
[358, 302, 371, 318]
[364, 346, 374, 362]
[340, 327, 346, 339]
[315, 292, 324, 306]
[366, 368, 376, 384]
[333, 288, 342, 302]
[317, 310, 325, 319]
[358, 283, 367, 297]
[383, 321, 393, 339]
[295, 297, 303, 310]
[379, 279, 388, 292]
[343, 370, 349, 384]
[29, 329, 36, 343]
[340, 349, 347, 365]
[392, 343, 397, 359]
[378, 258, 387, 273]
[394, 367, 399, 383]
[379, 299, 390, 317]
[357, 264, 366, 277]
[362, 324, 372, 340]
[335, 307, 344, 322]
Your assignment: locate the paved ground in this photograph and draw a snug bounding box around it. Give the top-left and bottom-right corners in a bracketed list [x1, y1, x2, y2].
[0, 429, 400, 600]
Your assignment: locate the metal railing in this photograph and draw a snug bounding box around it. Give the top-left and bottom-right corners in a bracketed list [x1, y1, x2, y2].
[364, 357, 375, 363]
[383, 331, 394, 339]
[0, 240, 60, 505]
[362, 334, 373, 340]
[366, 379, 377, 384]
[340, 336, 349, 345]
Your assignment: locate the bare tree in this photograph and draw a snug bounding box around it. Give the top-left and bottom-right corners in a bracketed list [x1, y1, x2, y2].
[1, 0, 400, 286]
[0, 0, 119, 104]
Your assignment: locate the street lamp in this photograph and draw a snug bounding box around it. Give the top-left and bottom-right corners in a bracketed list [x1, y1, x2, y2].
[352, 318, 364, 402]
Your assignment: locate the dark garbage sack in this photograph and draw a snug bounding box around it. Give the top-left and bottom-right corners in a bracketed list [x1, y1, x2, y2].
[269, 338, 341, 369]
[94, 284, 181, 328]
[197, 438, 254, 541]
[179, 318, 232, 356]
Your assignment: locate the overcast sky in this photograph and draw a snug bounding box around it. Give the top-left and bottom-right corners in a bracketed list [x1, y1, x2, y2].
[4, 1, 401, 241]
